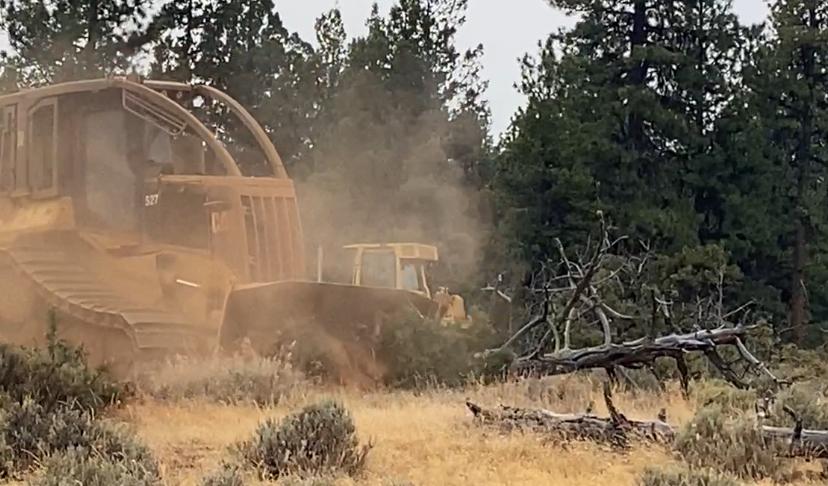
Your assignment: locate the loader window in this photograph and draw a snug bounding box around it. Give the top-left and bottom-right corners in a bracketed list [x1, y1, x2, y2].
[400, 261, 426, 292]
[361, 251, 396, 288]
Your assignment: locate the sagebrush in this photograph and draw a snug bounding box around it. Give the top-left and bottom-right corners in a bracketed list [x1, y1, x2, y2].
[0, 337, 121, 414]
[674, 404, 787, 480]
[200, 462, 246, 486]
[637, 466, 741, 486]
[238, 400, 370, 479]
[33, 445, 160, 486]
[0, 398, 159, 479]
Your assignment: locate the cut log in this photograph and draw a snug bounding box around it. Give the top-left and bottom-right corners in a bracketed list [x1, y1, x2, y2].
[465, 401, 828, 459]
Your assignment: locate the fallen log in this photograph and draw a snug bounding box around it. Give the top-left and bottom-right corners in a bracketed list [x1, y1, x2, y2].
[465, 396, 828, 459]
[466, 383, 673, 448]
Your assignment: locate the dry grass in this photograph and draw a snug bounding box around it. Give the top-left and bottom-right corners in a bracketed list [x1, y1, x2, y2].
[117, 376, 692, 486]
[114, 362, 826, 485]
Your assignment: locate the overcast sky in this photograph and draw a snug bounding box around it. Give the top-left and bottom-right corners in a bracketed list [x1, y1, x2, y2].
[278, 0, 771, 136]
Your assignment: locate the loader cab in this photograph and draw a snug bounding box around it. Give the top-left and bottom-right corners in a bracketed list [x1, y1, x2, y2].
[345, 243, 438, 298]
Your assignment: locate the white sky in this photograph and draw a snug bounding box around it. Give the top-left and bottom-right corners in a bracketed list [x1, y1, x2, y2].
[278, 0, 771, 136]
[0, 1, 771, 135]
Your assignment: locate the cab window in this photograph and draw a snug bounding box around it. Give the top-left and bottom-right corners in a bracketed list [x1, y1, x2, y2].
[361, 250, 396, 288]
[400, 261, 425, 292]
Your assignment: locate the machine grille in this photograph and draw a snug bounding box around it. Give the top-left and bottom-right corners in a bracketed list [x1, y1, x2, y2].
[240, 194, 300, 282]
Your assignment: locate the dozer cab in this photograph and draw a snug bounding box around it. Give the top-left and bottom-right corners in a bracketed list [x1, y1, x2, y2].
[0, 77, 443, 382]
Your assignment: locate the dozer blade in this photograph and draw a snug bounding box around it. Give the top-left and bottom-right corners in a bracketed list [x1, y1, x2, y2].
[219, 280, 437, 385]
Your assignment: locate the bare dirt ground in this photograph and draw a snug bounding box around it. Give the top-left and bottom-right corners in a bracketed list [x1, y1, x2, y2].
[116, 378, 824, 486]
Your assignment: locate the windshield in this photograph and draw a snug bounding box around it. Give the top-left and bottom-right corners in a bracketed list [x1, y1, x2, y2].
[361, 250, 396, 288]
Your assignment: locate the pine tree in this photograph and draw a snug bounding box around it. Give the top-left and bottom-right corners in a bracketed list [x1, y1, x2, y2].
[151, 0, 206, 81]
[496, 1, 747, 263]
[749, 0, 828, 343]
[151, 0, 321, 174]
[0, 0, 152, 85]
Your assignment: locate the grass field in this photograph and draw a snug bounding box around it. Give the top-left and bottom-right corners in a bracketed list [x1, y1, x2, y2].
[114, 374, 823, 486]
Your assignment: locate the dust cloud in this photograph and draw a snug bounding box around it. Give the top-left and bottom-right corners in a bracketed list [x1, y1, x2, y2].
[295, 100, 488, 287]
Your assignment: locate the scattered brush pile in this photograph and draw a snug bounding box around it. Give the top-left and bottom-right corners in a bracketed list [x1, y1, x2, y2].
[138, 350, 304, 406]
[0, 319, 160, 484]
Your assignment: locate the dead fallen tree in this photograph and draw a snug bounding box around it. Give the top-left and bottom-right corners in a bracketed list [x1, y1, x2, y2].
[465, 385, 828, 459]
[485, 216, 783, 393]
[510, 325, 783, 392]
[466, 383, 674, 447]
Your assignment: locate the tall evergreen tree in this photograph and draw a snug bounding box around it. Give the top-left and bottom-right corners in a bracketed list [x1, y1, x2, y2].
[151, 0, 206, 81]
[749, 0, 828, 343]
[0, 0, 152, 86]
[496, 0, 747, 265]
[152, 0, 320, 173]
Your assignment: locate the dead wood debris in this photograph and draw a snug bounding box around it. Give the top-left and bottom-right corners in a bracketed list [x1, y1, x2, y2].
[484, 217, 784, 394]
[465, 384, 828, 459]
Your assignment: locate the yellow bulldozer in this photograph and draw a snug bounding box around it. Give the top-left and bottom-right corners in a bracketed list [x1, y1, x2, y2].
[0, 77, 467, 383]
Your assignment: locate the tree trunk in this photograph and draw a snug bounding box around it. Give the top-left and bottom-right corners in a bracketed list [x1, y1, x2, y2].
[86, 0, 99, 72]
[790, 5, 818, 345]
[630, 0, 648, 86]
[791, 219, 807, 344]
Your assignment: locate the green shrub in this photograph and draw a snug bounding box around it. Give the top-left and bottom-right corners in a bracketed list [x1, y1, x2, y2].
[201, 463, 246, 486]
[140, 354, 302, 406]
[637, 466, 741, 486]
[378, 311, 499, 388]
[278, 476, 337, 486]
[675, 405, 787, 480]
[384, 480, 415, 486]
[0, 340, 121, 414]
[0, 398, 158, 479]
[770, 345, 828, 383]
[769, 382, 828, 429]
[692, 380, 757, 414]
[0, 398, 94, 475]
[32, 446, 161, 486]
[239, 400, 370, 479]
